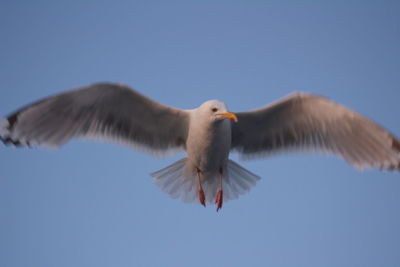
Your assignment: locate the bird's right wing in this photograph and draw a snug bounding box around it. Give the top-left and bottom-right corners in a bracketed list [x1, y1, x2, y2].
[0, 83, 190, 156]
[231, 93, 400, 170]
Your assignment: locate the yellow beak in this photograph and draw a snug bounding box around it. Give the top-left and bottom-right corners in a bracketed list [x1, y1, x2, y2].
[218, 112, 238, 123]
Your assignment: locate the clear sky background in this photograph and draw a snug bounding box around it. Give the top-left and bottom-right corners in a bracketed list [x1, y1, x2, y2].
[1, 1, 399, 267]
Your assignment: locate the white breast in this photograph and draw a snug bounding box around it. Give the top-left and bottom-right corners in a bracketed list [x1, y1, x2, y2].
[186, 113, 232, 175]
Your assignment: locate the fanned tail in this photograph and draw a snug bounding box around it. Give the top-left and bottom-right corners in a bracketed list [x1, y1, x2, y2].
[150, 158, 261, 205]
[223, 160, 261, 201]
[150, 158, 197, 203]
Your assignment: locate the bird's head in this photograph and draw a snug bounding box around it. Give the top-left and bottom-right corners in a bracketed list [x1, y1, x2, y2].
[198, 100, 238, 123]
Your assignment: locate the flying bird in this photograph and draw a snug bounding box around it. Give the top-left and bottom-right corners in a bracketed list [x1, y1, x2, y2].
[1, 83, 399, 211]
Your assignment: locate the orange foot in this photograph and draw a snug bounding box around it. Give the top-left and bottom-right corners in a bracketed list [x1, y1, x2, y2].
[196, 167, 206, 207]
[215, 190, 223, 212]
[198, 187, 206, 207]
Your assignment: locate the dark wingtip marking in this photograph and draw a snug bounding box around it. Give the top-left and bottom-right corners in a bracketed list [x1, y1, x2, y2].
[392, 137, 400, 152]
[7, 114, 19, 129]
[0, 136, 24, 147]
[390, 137, 400, 171]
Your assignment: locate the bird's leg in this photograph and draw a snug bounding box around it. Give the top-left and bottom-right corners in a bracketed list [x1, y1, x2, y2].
[196, 168, 206, 207]
[215, 167, 223, 212]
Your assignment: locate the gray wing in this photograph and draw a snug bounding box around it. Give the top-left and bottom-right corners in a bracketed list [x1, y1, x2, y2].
[0, 83, 189, 155]
[231, 93, 400, 170]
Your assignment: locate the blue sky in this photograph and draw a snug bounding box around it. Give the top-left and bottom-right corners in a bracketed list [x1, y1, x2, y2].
[1, 1, 399, 267]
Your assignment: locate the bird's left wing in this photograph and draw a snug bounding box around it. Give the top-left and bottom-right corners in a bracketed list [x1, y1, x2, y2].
[0, 83, 190, 155]
[231, 93, 400, 170]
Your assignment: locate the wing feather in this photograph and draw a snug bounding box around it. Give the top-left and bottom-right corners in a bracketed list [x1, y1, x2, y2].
[0, 83, 190, 155]
[231, 93, 400, 170]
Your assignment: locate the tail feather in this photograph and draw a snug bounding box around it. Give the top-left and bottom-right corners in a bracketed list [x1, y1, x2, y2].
[225, 160, 260, 198]
[150, 158, 261, 205]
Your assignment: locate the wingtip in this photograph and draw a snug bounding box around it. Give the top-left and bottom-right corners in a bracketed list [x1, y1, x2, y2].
[388, 137, 400, 171]
[391, 137, 400, 152]
[0, 117, 32, 148]
[0, 119, 10, 145]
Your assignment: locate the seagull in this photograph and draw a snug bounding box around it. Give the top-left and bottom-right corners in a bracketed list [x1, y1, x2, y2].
[1, 83, 399, 211]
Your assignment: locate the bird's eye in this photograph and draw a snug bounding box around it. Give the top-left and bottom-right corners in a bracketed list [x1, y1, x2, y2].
[212, 108, 218, 112]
